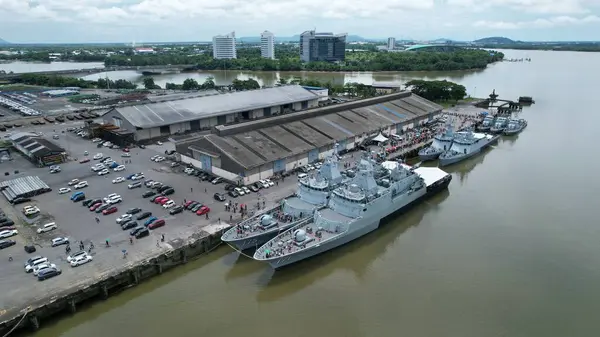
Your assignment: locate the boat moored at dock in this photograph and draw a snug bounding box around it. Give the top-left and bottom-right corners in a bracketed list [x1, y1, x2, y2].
[438, 130, 499, 167]
[221, 147, 344, 251]
[477, 115, 495, 132]
[418, 123, 454, 161]
[490, 116, 509, 133]
[503, 118, 527, 135]
[253, 152, 452, 269]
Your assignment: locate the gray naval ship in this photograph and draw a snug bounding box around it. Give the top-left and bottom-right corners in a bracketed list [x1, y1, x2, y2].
[490, 116, 509, 133]
[221, 147, 344, 251]
[418, 122, 455, 161]
[438, 130, 499, 167]
[503, 118, 527, 135]
[477, 115, 495, 132]
[253, 151, 452, 269]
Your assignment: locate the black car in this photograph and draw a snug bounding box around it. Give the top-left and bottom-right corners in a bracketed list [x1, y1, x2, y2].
[228, 190, 239, 198]
[224, 184, 235, 191]
[137, 211, 152, 220]
[95, 204, 110, 213]
[185, 202, 199, 210]
[139, 144, 146, 149]
[24, 245, 37, 253]
[0, 220, 14, 227]
[135, 227, 150, 239]
[121, 221, 138, 230]
[214, 193, 226, 202]
[161, 188, 175, 196]
[38, 268, 61, 281]
[191, 204, 203, 212]
[84, 198, 102, 207]
[157, 185, 172, 193]
[130, 226, 146, 236]
[0, 240, 16, 249]
[169, 205, 184, 215]
[142, 190, 156, 198]
[125, 207, 142, 215]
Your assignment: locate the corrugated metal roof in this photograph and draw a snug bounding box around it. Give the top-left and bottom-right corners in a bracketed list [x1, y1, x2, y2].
[112, 85, 318, 129]
[0, 176, 51, 201]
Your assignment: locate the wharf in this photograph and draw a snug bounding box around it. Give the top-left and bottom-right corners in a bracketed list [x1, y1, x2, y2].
[386, 139, 433, 160]
[0, 224, 231, 335]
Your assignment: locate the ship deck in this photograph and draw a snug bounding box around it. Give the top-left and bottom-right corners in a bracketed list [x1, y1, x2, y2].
[223, 207, 297, 240]
[318, 208, 353, 223]
[285, 196, 318, 211]
[258, 221, 342, 259]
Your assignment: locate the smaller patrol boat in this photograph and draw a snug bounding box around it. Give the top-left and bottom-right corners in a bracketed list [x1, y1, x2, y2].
[503, 118, 527, 135]
[438, 130, 499, 167]
[418, 123, 454, 161]
[490, 116, 509, 133]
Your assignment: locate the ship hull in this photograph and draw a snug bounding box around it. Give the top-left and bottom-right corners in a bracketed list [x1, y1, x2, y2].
[223, 222, 297, 251]
[489, 127, 506, 134]
[503, 123, 527, 136]
[418, 149, 443, 161]
[266, 176, 452, 269]
[438, 135, 499, 167]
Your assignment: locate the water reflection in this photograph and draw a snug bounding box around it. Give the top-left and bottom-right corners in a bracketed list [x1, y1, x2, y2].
[501, 134, 520, 146]
[254, 189, 450, 303]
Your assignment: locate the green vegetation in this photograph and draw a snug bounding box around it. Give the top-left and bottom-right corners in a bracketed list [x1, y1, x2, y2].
[281, 78, 377, 98]
[404, 80, 467, 103]
[479, 43, 600, 52]
[17, 73, 137, 89]
[105, 45, 503, 72]
[164, 77, 216, 90]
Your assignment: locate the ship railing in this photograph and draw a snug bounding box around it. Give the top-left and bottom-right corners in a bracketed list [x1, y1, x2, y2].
[254, 217, 314, 257]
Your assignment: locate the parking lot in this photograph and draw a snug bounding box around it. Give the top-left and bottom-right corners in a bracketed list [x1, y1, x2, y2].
[0, 121, 300, 312]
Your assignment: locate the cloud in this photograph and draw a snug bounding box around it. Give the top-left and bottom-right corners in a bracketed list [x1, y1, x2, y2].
[0, 0, 435, 24]
[473, 15, 600, 29]
[446, 0, 594, 14]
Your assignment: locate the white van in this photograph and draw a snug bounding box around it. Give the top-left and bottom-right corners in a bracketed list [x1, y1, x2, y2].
[37, 222, 58, 234]
[25, 257, 49, 273]
[297, 173, 308, 179]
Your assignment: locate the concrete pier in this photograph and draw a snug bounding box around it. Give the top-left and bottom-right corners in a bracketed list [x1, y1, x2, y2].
[0, 226, 229, 335]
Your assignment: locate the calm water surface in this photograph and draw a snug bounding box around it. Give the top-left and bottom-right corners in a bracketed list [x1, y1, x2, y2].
[24, 50, 600, 337]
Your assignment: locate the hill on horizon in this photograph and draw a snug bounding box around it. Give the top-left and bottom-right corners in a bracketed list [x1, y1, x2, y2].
[474, 37, 518, 44]
[0, 38, 9, 45]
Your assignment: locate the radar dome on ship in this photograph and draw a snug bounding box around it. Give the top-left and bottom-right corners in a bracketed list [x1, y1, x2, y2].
[260, 214, 273, 226]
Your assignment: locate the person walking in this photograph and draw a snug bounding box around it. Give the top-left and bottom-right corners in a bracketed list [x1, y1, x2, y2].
[161, 234, 165, 242]
[130, 237, 133, 245]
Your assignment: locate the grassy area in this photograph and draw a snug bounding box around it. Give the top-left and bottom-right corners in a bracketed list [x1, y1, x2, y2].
[0, 84, 49, 92]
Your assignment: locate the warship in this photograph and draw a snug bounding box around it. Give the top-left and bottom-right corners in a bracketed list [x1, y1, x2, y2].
[418, 122, 455, 161]
[221, 147, 344, 251]
[438, 130, 499, 167]
[477, 115, 495, 132]
[503, 118, 527, 135]
[490, 116, 509, 133]
[253, 152, 452, 269]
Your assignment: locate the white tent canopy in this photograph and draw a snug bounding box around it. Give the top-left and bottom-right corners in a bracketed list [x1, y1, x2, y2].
[372, 133, 388, 143]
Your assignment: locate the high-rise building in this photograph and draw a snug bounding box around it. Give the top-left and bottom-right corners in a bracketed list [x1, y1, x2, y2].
[212, 32, 236, 59]
[299, 30, 347, 62]
[260, 31, 275, 59]
[387, 37, 396, 50]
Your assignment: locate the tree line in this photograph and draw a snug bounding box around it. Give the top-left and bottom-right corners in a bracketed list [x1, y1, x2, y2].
[404, 80, 467, 102]
[18, 73, 137, 90]
[104, 47, 503, 72]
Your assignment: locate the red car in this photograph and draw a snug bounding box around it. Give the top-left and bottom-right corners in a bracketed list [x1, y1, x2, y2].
[102, 206, 118, 215]
[79, 158, 90, 164]
[154, 196, 168, 204]
[196, 206, 210, 216]
[89, 202, 103, 211]
[159, 198, 171, 205]
[148, 219, 165, 229]
[184, 200, 196, 208]
[0, 226, 16, 231]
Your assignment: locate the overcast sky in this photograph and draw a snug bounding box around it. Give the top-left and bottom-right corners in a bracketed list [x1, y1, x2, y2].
[1, 0, 599, 43]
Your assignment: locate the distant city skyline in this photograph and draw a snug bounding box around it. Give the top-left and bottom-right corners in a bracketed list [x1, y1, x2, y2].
[1, 0, 600, 43]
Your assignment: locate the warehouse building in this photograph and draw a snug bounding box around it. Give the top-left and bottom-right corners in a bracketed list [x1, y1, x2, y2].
[9, 132, 67, 167]
[175, 91, 442, 185]
[101, 85, 320, 141]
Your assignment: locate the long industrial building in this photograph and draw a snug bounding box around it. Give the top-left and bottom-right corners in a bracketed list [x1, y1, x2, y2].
[175, 91, 443, 185]
[101, 86, 320, 141]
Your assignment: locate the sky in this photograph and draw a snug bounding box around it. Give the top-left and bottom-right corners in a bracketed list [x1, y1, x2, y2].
[1, 0, 600, 43]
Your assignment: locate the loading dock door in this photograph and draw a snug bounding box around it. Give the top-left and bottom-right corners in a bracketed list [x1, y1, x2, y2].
[308, 149, 318, 163]
[273, 159, 286, 173]
[200, 155, 212, 173]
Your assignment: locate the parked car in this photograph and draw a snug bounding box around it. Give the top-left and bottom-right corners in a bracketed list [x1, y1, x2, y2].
[128, 182, 142, 189]
[25, 257, 49, 273]
[126, 208, 142, 215]
[144, 217, 158, 226]
[36, 222, 57, 234]
[68, 179, 80, 186]
[95, 204, 110, 213]
[0, 229, 18, 239]
[136, 212, 152, 220]
[38, 267, 62, 281]
[135, 227, 150, 239]
[142, 190, 156, 198]
[228, 190, 239, 198]
[112, 177, 125, 184]
[169, 205, 184, 215]
[0, 240, 16, 249]
[74, 181, 88, 189]
[211, 177, 223, 184]
[148, 219, 165, 230]
[162, 200, 176, 208]
[51, 237, 69, 247]
[214, 193, 226, 202]
[116, 214, 132, 224]
[67, 251, 88, 263]
[160, 188, 175, 196]
[89, 202, 104, 211]
[70, 254, 93, 267]
[130, 226, 146, 236]
[196, 206, 210, 216]
[103, 206, 118, 215]
[58, 187, 71, 194]
[121, 221, 138, 230]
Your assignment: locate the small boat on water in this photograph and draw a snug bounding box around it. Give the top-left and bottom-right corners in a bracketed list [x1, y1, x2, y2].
[418, 123, 454, 161]
[221, 146, 344, 251]
[477, 115, 494, 132]
[438, 130, 499, 167]
[490, 116, 509, 133]
[503, 118, 527, 135]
